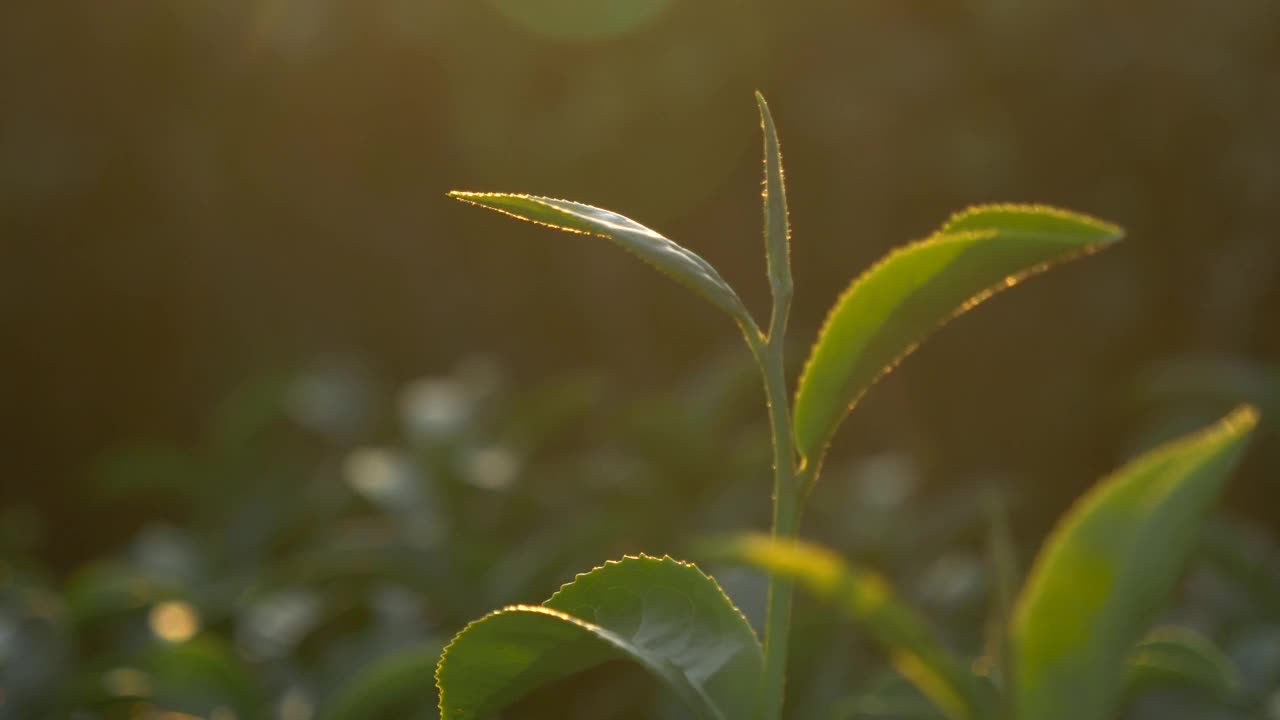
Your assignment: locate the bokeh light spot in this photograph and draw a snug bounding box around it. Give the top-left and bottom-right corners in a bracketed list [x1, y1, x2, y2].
[465, 446, 519, 491]
[487, 0, 673, 41]
[147, 601, 200, 643]
[399, 378, 472, 441]
[238, 591, 322, 660]
[343, 447, 420, 508]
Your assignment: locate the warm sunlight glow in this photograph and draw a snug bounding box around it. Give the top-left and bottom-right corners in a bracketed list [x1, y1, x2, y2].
[148, 601, 200, 643]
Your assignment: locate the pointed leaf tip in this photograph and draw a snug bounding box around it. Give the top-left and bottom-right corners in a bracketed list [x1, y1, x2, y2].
[793, 204, 1124, 470]
[449, 191, 755, 332]
[756, 91, 792, 318]
[1011, 404, 1256, 720]
[1220, 403, 1259, 431]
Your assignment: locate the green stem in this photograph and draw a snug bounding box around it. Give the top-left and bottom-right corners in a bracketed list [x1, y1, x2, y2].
[749, 326, 799, 720]
[752, 90, 798, 720]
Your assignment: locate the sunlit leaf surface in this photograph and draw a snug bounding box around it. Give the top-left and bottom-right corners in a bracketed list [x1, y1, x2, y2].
[707, 534, 986, 720]
[792, 205, 1122, 467]
[435, 555, 762, 720]
[756, 91, 792, 322]
[1012, 406, 1257, 720]
[449, 192, 754, 332]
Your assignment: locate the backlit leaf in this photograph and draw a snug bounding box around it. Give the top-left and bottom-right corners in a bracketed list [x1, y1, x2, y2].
[756, 91, 793, 327]
[793, 205, 1122, 467]
[449, 192, 755, 332]
[707, 534, 987, 720]
[435, 555, 762, 720]
[1011, 406, 1257, 720]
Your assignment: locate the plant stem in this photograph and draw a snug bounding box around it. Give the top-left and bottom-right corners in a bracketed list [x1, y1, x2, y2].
[753, 90, 798, 720]
[749, 325, 799, 720]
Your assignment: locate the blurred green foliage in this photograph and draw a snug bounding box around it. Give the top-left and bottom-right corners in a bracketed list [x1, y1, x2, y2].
[2, 354, 772, 718]
[3, 355, 1278, 718]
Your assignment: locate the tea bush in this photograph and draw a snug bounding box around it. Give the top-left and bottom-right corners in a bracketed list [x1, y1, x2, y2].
[435, 94, 1262, 720]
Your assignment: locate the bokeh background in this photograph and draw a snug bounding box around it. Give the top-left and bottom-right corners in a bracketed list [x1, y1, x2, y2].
[3, 1, 1279, 719]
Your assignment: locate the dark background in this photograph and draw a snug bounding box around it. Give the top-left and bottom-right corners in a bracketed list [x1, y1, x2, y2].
[5, 1, 1278, 566]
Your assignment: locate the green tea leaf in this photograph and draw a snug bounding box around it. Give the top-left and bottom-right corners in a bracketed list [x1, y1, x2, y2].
[449, 192, 755, 332]
[435, 555, 762, 720]
[1122, 625, 1239, 703]
[792, 205, 1122, 467]
[755, 91, 793, 331]
[707, 535, 986, 720]
[1011, 406, 1257, 720]
[323, 643, 444, 720]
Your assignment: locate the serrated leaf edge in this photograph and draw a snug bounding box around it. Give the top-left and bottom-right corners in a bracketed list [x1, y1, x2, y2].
[434, 604, 683, 719]
[434, 553, 758, 719]
[544, 553, 758, 633]
[449, 191, 598, 237]
[795, 210, 1122, 465]
[448, 192, 753, 329]
[940, 203, 1124, 239]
